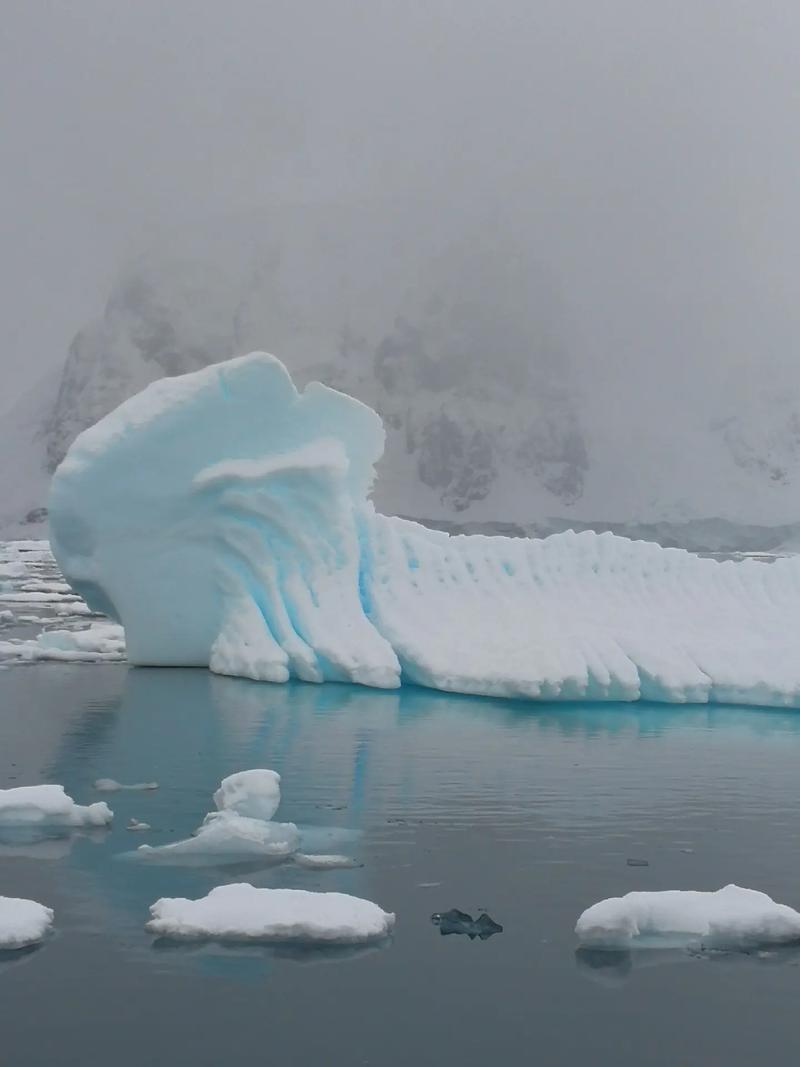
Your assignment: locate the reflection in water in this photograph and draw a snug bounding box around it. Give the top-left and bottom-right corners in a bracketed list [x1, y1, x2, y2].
[5, 663, 800, 1061]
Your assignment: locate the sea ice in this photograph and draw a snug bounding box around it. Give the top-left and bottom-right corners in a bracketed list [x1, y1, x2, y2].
[146, 883, 395, 943]
[136, 811, 299, 863]
[292, 853, 362, 870]
[0, 896, 54, 949]
[213, 769, 280, 821]
[0, 622, 125, 663]
[0, 784, 112, 827]
[94, 778, 158, 792]
[575, 885, 800, 950]
[49, 351, 800, 707]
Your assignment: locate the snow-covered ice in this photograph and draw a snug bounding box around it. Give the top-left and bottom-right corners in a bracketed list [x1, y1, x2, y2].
[0, 784, 112, 827]
[48, 351, 800, 706]
[213, 769, 280, 821]
[136, 810, 299, 863]
[575, 885, 800, 950]
[94, 778, 158, 792]
[146, 883, 395, 944]
[126, 819, 151, 832]
[0, 896, 54, 949]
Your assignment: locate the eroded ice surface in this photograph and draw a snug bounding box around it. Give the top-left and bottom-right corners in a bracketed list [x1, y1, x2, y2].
[0, 896, 54, 949]
[0, 785, 112, 827]
[146, 883, 395, 943]
[48, 352, 800, 707]
[136, 811, 299, 864]
[575, 885, 800, 950]
[213, 769, 280, 821]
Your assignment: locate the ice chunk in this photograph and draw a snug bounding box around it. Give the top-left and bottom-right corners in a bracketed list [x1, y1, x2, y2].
[0, 896, 54, 949]
[293, 853, 362, 870]
[0, 622, 125, 664]
[94, 778, 158, 792]
[575, 885, 800, 950]
[126, 819, 151, 832]
[0, 784, 112, 827]
[146, 883, 395, 943]
[135, 811, 299, 864]
[213, 769, 280, 821]
[0, 609, 13, 623]
[49, 352, 800, 707]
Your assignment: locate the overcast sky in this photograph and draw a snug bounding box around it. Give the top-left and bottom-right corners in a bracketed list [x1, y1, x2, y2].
[3, 0, 800, 416]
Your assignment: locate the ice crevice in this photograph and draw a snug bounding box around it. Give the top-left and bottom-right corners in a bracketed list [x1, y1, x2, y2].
[47, 352, 800, 708]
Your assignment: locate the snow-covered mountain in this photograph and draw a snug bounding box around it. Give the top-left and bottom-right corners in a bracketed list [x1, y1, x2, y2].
[2, 207, 800, 549]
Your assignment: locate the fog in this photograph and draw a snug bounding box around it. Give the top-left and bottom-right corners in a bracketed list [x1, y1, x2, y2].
[3, 0, 800, 428]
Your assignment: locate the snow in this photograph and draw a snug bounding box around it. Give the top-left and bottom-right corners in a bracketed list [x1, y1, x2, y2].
[146, 883, 395, 944]
[48, 351, 800, 706]
[0, 784, 112, 827]
[0, 896, 54, 949]
[213, 769, 281, 821]
[136, 811, 299, 863]
[94, 779, 158, 792]
[575, 885, 800, 950]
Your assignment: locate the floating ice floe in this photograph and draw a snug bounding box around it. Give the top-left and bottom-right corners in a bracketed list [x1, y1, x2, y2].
[575, 885, 800, 950]
[213, 769, 280, 821]
[0, 622, 125, 664]
[94, 778, 158, 792]
[292, 853, 362, 870]
[0, 610, 13, 623]
[136, 810, 299, 863]
[126, 819, 151, 832]
[0, 784, 112, 827]
[0, 896, 54, 949]
[48, 352, 800, 707]
[146, 883, 395, 944]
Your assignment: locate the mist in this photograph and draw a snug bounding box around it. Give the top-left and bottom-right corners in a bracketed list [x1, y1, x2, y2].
[3, 0, 800, 452]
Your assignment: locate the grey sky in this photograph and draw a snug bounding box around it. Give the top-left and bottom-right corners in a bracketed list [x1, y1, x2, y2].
[2, 0, 800, 416]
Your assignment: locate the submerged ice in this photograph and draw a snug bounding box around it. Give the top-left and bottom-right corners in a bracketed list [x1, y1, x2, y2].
[48, 352, 800, 707]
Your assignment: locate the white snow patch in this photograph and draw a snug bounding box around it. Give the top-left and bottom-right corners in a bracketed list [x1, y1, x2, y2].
[0, 784, 112, 827]
[146, 883, 394, 943]
[0, 896, 54, 949]
[576, 885, 800, 950]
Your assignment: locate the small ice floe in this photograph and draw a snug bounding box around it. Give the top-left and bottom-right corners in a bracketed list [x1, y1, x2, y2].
[0, 609, 13, 623]
[135, 811, 299, 864]
[431, 909, 503, 940]
[292, 853, 362, 870]
[0, 784, 112, 827]
[126, 819, 151, 832]
[213, 769, 281, 821]
[575, 885, 800, 951]
[0, 895, 54, 949]
[0, 622, 125, 664]
[94, 779, 159, 793]
[146, 883, 395, 944]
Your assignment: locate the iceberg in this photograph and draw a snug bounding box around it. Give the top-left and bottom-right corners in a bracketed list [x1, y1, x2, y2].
[213, 769, 281, 821]
[0, 896, 54, 950]
[0, 784, 112, 828]
[146, 883, 395, 944]
[575, 885, 800, 950]
[48, 352, 800, 706]
[136, 810, 300, 864]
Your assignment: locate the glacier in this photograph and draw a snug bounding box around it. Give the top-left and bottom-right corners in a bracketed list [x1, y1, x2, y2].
[49, 352, 800, 707]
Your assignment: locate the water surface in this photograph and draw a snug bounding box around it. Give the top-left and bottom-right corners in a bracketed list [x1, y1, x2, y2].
[2, 661, 800, 1066]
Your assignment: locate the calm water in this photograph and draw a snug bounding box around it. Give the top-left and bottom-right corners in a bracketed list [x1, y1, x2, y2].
[1, 663, 800, 1066]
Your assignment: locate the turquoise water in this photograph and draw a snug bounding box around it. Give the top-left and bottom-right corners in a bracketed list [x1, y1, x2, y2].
[2, 663, 800, 1065]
